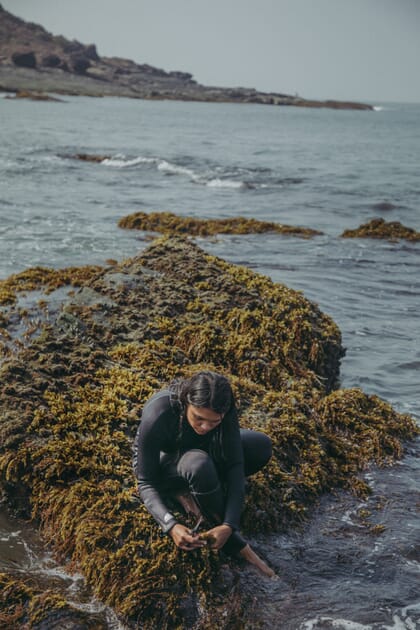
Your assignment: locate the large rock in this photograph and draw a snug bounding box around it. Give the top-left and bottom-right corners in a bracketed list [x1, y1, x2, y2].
[0, 237, 416, 628]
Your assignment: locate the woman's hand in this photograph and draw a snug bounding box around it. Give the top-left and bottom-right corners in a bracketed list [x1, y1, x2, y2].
[205, 524, 232, 550]
[169, 523, 205, 551]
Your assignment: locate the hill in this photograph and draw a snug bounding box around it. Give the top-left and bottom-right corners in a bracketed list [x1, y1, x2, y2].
[0, 4, 372, 109]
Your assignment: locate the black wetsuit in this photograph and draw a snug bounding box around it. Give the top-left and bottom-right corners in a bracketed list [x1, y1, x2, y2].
[133, 389, 271, 550]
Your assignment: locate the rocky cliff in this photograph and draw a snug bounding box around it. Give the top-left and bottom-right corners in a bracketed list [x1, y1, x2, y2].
[0, 4, 373, 109]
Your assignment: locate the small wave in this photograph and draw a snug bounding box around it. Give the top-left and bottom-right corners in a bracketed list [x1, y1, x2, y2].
[157, 159, 197, 179]
[102, 156, 158, 168]
[99, 153, 301, 191]
[206, 178, 245, 189]
[373, 106, 384, 111]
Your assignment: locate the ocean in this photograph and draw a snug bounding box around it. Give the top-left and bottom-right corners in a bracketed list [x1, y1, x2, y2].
[1, 94, 419, 629]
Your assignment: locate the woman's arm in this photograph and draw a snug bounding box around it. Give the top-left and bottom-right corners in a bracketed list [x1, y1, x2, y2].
[133, 394, 179, 533]
[133, 393, 205, 550]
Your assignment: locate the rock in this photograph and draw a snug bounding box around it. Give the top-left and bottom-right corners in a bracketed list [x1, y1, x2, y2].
[68, 153, 111, 163]
[11, 50, 37, 68]
[84, 43, 100, 61]
[118, 210, 323, 239]
[341, 218, 420, 242]
[41, 53, 62, 68]
[70, 54, 91, 75]
[0, 236, 417, 628]
[371, 201, 398, 211]
[5, 90, 63, 101]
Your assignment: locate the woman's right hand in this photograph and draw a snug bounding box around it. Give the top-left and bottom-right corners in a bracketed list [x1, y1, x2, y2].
[168, 523, 205, 551]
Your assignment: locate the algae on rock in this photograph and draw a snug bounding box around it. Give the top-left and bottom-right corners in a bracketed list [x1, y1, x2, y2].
[341, 217, 420, 242]
[0, 237, 417, 628]
[118, 210, 322, 238]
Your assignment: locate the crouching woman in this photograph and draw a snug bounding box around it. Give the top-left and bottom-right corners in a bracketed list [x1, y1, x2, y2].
[133, 370, 274, 575]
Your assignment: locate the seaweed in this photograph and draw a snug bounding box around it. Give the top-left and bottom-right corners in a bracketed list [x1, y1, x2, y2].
[118, 210, 322, 238]
[341, 218, 420, 242]
[0, 572, 107, 628]
[0, 237, 417, 628]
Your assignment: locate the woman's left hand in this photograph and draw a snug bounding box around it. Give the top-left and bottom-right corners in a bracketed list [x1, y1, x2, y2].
[205, 524, 232, 550]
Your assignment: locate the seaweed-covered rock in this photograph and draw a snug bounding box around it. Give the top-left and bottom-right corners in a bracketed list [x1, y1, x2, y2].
[341, 218, 420, 242]
[0, 237, 417, 628]
[0, 572, 107, 629]
[118, 210, 323, 238]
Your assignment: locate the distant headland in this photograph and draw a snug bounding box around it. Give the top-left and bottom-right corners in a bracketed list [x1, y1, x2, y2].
[0, 4, 373, 110]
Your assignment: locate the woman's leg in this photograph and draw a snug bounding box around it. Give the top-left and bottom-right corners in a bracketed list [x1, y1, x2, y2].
[240, 429, 272, 477]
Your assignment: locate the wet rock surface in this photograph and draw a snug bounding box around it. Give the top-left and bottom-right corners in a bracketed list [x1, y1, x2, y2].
[0, 237, 417, 628]
[0, 5, 373, 110]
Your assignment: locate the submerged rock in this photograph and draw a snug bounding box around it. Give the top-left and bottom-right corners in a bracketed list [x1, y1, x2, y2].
[341, 218, 420, 242]
[0, 237, 417, 628]
[119, 210, 323, 238]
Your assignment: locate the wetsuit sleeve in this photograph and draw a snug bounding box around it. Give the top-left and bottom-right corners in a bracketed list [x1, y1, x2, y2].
[222, 408, 245, 531]
[133, 394, 178, 534]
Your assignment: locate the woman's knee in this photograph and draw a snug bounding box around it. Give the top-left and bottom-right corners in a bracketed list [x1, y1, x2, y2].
[240, 429, 272, 477]
[176, 449, 219, 492]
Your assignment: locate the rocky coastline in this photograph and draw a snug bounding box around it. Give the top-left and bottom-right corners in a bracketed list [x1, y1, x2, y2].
[0, 235, 417, 628]
[0, 4, 373, 110]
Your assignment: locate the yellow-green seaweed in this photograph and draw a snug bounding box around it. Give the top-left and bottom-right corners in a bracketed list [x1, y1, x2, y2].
[118, 210, 322, 238]
[341, 218, 420, 242]
[0, 571, 107, 628]
[0, 236, 417, 628]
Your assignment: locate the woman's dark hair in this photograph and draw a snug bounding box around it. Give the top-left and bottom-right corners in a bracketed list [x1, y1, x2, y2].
[171, 371, 234, 417]
[169, 371, 234, 463]
[170, 370, 235, 422]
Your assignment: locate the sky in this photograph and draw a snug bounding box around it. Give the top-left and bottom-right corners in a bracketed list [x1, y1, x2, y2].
[2, 0, 420, 104]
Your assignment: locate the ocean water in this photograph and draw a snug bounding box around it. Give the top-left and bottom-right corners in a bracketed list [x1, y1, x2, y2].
[0, 94, 419, 629]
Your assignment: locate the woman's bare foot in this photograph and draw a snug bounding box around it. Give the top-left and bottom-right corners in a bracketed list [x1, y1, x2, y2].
[239, 544, 276, 578]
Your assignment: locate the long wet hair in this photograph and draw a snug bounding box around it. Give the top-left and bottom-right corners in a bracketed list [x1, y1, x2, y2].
[169, 371, 235, 462]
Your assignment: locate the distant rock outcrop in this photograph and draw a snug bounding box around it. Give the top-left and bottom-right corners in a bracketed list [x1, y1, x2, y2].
[341, 218, 420, 242]
[0, 4, 373, 110]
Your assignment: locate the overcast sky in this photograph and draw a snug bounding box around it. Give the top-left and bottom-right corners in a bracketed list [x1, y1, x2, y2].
[3, 0, 420, 103]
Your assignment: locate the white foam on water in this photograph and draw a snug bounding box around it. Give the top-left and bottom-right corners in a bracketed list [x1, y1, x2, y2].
[300, 617, 373, 629]
[383, 615, 417, 630]
[99, 154, 250, 188]
[102, 155, 158, 168]
[373, 106, 384, 111]
[206, 177, 244, 188]
[157, 159, 197, 179]
[0, 530, 21, 541]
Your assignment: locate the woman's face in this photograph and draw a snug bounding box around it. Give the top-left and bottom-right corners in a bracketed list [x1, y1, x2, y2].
[186, 405, 223, 435]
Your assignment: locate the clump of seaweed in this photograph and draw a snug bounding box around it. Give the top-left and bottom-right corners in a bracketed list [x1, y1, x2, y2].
[118, 210, 322, 238]
[341, 218, 420, 242]
[0, 572, 107, 628]
[0, 264, 103, 306]
[0, 236, 417, 628]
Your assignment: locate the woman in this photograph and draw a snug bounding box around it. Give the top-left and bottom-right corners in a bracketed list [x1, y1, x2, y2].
[133, 370, 274, 575]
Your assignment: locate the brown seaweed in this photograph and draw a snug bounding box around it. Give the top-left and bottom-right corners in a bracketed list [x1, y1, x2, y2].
[341, 218, 420, 242]
[118, 210, 322, 238]
[0, 237, 417, 628]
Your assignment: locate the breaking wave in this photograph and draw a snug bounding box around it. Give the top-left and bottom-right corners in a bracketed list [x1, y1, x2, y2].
[99, 153, 298, 190]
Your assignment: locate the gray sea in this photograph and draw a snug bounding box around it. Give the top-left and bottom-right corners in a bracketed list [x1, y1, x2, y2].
[1, 94, 419, 629]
